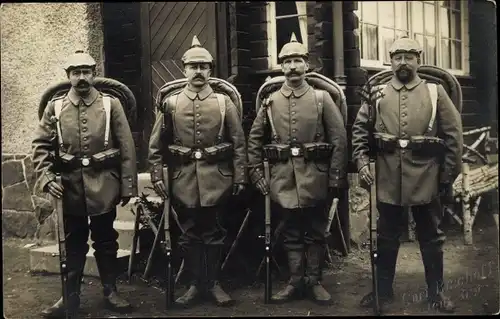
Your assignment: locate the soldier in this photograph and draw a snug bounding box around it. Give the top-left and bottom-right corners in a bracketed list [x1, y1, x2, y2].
[148, 36, 247, 308]
[247, 33, 348, 305]
[352, 37, 463, 313]
[32, 51, 138, 317]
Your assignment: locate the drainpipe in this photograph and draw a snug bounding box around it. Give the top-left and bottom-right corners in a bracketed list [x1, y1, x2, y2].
[332, 1, 346, 90]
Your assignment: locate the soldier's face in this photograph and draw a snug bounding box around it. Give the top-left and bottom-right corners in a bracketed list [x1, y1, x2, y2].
[68, 67, 95, 95]
[281, 56, 309, 86]
[391, 52, 419, 83]
[184, 63, 211, 87]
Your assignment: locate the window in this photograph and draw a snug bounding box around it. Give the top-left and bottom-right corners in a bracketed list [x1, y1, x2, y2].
[267, 2, 308, 70]
[355, 1, 469, 75]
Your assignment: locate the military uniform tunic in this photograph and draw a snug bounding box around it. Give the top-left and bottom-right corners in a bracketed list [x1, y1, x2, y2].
[148, 85, 247, 208]
[352, 75, 463, 206]
[32, 87, 138, 216]
[247, 82, 347, 209]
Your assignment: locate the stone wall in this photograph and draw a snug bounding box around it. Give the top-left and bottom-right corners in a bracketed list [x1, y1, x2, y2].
[1, 3, 104, 240]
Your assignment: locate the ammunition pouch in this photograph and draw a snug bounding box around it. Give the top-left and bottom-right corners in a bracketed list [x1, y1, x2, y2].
[91, 148, 121, 170]
[409, 136, 445, 158]
[49, 148, 121, 172]
[168, 145, 193, 164]
[373, 132, 445, 158]
[263, 144, 292, 162]
[203, 142, 233, 163]
[303, 142, 333, 162]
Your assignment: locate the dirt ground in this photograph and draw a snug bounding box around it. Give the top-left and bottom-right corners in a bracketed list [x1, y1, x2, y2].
[3, 218, 499, 318]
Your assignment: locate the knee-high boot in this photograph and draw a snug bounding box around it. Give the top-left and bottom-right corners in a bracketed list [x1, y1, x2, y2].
[271, 249, 305, 303]
[205, 245, 234, 307]
[421, 249, 455, 313]
[305, 244, 332, 305]
[175, 245, 203, 307]
[41, 250, 87, 318]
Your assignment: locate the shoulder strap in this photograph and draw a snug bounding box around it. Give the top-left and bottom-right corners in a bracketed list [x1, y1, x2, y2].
[54, 98, 64, 147]
[103, 95, 111, 148]
[426, 83, 438, 133]
[264, 96, 281, 143]
[215, 93, 226, 143]
[370, 84, 388, 132]
[314, 90, 324, 142]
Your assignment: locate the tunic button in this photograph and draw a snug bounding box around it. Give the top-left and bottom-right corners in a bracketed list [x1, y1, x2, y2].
[402, 96, 407, 100]
[83, 137, 88, 141]
[292, 103, 296, 106]
[82, 128, 88, 132]
[196, 131, 201, 135]
[84, 146, 89, 150]
[82, 119, 87, 124]
[196, 113, 200, 117]
[291, 111, 296, 115]
[129, 185, 132, 188]
[292, 120, 296, 124]
[196, 104, 200, 108]
[292, 129, 297, 132]
[402, 112, 407, 117]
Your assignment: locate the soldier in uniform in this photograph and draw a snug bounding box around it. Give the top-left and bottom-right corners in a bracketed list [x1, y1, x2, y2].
[352, 37, 462, 313]
[32, 51, 138, 317]
[247, 33, 348, 305]
[148, 36, 247, 308]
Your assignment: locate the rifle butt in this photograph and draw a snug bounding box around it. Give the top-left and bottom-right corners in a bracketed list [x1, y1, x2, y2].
[368, 161, 380, 315]
[263, 160, 272, 304]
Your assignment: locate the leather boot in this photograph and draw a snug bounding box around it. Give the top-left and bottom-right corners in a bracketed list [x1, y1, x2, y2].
[95, 251, 132, 313]
[305, 245, 332, 305]
[175, 245, 203, 308]
[421, 250, 455, 313]
[271, 250, 305, 303]
[205, 245, 234, 307]
[359, 246, 398, 313]
[41, 253, 85, 318]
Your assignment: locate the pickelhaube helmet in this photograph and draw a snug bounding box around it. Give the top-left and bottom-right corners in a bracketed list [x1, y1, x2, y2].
[389, 36, 422, 57]
[278, 33, 309, 63]
[63, 50, 97, 72]
[181, 35, 214, 65]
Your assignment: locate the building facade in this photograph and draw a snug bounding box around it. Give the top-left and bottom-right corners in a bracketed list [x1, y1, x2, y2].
[2, 1, 497, 244]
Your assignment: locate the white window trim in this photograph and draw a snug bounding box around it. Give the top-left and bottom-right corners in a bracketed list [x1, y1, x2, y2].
[266, 1, 308, 71]
[358, 1, 470, 77]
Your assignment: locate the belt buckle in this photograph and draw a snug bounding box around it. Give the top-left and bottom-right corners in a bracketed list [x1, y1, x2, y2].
[81, 158, 90, 167]
[291, 147, 300, 157]
[398, 139, 409, 149]
[194, 151, 202, 160]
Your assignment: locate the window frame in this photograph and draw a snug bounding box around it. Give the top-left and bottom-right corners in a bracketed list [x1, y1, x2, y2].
[266, 1, 308, 71]
[356, 1, 470, 76]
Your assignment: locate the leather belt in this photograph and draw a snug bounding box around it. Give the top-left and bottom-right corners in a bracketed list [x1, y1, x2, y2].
[290, 146, 303, 157]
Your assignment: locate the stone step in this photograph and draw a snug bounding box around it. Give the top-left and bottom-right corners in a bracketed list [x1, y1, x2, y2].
[29, 244, 131, 278]
[86, 220, 138, 251]
[116, 173, 157, 222]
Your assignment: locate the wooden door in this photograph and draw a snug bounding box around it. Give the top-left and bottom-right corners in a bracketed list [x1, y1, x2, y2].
[140, 2, 218, 161]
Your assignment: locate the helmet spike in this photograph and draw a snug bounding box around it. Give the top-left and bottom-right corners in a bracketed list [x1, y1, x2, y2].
[290, 32, 298, 43]
[191, 35, 202, 48]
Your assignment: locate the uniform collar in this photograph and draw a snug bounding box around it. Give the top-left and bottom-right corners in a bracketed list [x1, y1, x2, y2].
[280, 81, 311, 98]
[390, 75, 423, 91]
[68, 87, 99, 106]
[183, 84, 213, 101]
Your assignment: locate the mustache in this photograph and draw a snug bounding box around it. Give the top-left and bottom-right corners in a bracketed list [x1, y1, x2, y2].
[286, 71, 302, 77]
[77, 80, 89, 87]
[397, 65, 411, 72]
[193, 74, 205, 80]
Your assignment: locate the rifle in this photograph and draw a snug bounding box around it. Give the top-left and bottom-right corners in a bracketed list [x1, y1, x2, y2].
[50, 116, 69, 319]
[220, 207, 252, 272]
[263, 159, 272, 304]
[161, 165, 174, 308]
[324, 198, 341, 262]
[369, 161, 380, 315]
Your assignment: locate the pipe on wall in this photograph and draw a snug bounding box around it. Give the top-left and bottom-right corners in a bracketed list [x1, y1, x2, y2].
[332, 1, 347, 89]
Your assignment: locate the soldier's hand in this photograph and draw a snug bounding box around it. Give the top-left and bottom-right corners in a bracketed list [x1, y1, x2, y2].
[47, 181, 64, 199]
[120, 196, 131, 206]
[255, 177, 270, 196]
[232, 183, 245, 196]
[153, 181, 168, 199]
[359, 165, 374, 186]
